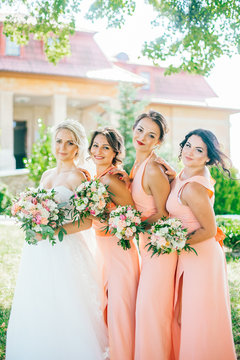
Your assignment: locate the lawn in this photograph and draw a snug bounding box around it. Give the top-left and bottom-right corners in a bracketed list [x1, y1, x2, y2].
[0, 223, 240, 359]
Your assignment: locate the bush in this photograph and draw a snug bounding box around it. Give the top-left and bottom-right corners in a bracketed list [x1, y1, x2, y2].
[23, 119, 56, 186]
[210, 166, 240, 215]
[216, 216, 240, 252]
[0, 183, 12, 216]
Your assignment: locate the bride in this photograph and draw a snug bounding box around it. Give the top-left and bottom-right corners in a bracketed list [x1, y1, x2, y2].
[6, 120, 109, 360]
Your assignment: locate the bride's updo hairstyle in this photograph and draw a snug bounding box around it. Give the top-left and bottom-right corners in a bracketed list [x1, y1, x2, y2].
[88, 127, 125, 166]
[133, 110, 168, 142]
[53, 119, 88, 165]
[179, 128, 232, 177]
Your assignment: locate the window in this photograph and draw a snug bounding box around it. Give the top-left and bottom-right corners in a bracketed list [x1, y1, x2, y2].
[140, 72, 150, 90]
[5, 37, 20, 56]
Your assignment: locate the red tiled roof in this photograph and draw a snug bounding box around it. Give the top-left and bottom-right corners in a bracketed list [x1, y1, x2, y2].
[114, 61, 217, 101]
[0, 30, 113, 78]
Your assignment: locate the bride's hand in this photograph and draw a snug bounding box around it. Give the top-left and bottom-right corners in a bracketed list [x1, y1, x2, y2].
[155, 157, 176, 182]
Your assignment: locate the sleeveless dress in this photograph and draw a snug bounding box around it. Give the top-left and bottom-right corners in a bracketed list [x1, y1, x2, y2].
[93, 168, 140, 360]
[131, 155, 177, 360]
[166, 174, 236, 360]
[6, 186, 109, 360]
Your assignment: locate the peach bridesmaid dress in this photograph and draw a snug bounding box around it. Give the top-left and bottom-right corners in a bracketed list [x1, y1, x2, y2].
[131, 155, 177, 360]
[166, 174, 236, 360]
[93, 168, 140, 360]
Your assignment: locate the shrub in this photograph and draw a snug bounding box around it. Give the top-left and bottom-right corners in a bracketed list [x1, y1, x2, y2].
[210, 166, 240, 215]
[216, 216, 240, 251]
[23, 119, 56, 186]
[0, 183, 12, 216]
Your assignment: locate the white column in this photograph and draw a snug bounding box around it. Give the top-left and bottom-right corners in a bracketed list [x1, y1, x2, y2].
[0, 91, 16, 170]
[51, 94, 67, 126]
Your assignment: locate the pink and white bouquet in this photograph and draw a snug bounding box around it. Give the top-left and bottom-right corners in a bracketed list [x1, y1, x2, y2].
[11, 187, 67, 245]
[146, 217, 197, 256]
[70, 179, 111, 223]
[106, 205, 146, 250]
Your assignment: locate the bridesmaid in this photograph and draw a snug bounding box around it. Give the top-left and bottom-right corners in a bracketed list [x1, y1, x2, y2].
[88, 127, 140, 360]
[131, 110, 177, 360]
[166, 129, 236, 360]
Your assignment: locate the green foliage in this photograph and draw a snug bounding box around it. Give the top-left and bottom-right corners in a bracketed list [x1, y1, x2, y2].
[216, 216, 240, 252]
[0, 183, 12, 216]
[115, 83, 148, 173]
[2, 0, 240, 74]
[2, 0, 79, 64]
[154, 141, 182, 174]
[210, 166, 240, 215]
[23, 119, 56, 186]
[86, 0, 136, 28]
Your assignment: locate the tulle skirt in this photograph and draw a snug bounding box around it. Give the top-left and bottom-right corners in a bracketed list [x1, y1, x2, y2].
[6, 229, 109, 360]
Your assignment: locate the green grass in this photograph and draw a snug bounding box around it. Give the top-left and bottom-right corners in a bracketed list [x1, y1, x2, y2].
[0, 224, 240, 359]
[0, 223, 24, 360]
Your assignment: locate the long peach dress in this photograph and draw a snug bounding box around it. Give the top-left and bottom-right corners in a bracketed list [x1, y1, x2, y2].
[93, 168, 140, 360]
[166, 174, 236, 360]
[131, 155, 177, 360]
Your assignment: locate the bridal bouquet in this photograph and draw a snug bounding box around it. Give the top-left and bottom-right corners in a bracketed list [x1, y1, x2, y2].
[70, 179, 111, 223]
[11, 187, 67, 245]
[146, 217, 197, 256]
[106, 205, 146, 250]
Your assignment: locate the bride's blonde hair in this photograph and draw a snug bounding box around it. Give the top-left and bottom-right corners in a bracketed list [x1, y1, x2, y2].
[53, 119, 88, 165]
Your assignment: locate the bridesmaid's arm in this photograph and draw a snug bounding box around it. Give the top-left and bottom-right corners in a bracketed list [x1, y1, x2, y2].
[55, 218, 93, 236]
[102, 174, 134, 207]
[181, 182, 217, 245]
[144, 162, 170, 224]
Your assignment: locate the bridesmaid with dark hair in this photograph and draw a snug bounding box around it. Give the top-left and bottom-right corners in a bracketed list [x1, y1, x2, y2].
[166, 129, 236, 360]
[88, 127, 140, 360]
[130, 110, 177, 360]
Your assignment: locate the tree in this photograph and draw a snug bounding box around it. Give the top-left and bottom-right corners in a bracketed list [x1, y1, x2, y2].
[24, 118, 56, 186]
[210, 166, 240, 215]
[96, 82, 147, 173]
[2, 0, 240, 74]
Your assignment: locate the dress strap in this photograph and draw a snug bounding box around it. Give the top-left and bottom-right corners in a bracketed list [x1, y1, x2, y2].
[130, 152, 153, 180]
[177, 174, 224, 246]
[95, 166, 116, 180]
[178, 175, 215, 201]
[77, 168, 91, 181]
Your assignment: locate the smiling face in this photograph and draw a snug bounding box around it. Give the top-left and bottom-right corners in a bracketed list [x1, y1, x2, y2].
[182, 135, 210, 168]
[90, 134, 116, 168]
[133, 117, 161, 152]
[55, 129, 78, 162]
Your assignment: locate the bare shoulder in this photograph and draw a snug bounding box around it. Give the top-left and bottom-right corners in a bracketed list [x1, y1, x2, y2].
[40, 168, 56, 182]
[183, 181, 209, 199]
[66, 169, 87, 189]
[102, 173, 123, 187]
[146, 157, 169, 183]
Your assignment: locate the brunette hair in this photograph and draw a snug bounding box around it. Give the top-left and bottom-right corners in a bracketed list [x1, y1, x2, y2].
[133, 110, 168, 141]
[179, 129, 232, 177]
[88, 127, 125, 165]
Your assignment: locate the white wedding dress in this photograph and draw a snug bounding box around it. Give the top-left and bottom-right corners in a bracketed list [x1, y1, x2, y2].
[6, 186, 109, 360]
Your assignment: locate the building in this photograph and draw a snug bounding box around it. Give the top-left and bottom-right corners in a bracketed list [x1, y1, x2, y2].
[114, 55, 240, 157]
[0, 25, 144, 170]
[0, 25, 239, 171]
